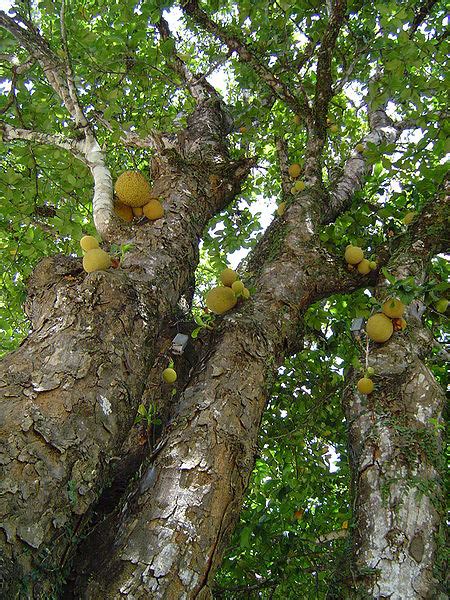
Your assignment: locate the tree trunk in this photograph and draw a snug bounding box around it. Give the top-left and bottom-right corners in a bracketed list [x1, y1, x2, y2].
[329, 188, 448, 599]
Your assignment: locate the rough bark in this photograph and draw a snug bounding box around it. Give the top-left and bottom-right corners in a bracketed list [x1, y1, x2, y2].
[0, 95, 252, 597]
[330, 187, 449, 598]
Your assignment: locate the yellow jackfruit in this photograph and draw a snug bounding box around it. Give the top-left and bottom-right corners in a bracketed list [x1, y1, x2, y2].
[114, 201, 133, 222]
[242, 287, 250, 299]
[132, 206, 144, 217]
[382, 298, 404, 318]
[357, 259, 371, 275]
[402, 212, 416, 225]
[344, 245, 364, 265]
[366, 313, 393, 343]
[220, 268, 238, 287]
[80, 236, 99, 251]
[82, 248, 111, 273]
[231, 280, 245, 295]
[294, 180, 305, 192]
[357, 377, 374, 394]
[162, 368, 177, 383]
[277, 202, 286, 216]
[143, 199, 164, 220]
[288, 163, 302, 178]
[114, 171, 152, 207]
[355, 143, 365, 153]
[205, 286, 237, 314]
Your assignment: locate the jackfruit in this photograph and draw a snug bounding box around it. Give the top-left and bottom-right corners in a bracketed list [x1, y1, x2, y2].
[114, 171, 152, 207]
[205, 286, 237, 314]
[357, 259, 371, 275]
[330, 124, 338, 133]
[82, 248, 111, 273]
[114, 201, 133, 222]
[143, 199, 164, 220]
[357, 377, 374, 394]
[232, 280, 245, 295]
[132, 206, 144, 217]
[294, 180, 305, 192]
[344, 245, 364, 265]
[288, 163, 301, 178]
[356, 143, 365, 153]
[220, 268, 238, 287]
[162, 368, 177, 383]
[293, 114, 301, 125]
[369, 261, 377, 270]
[80, 236, 99, 251]
[277, 202, 286, 216]
[382, 298, 404, 318]
[242, 287, 250, 299]
[366, 313, 393, 343]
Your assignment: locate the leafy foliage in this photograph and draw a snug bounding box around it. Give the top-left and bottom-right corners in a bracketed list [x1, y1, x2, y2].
[0, 0, 448, 596]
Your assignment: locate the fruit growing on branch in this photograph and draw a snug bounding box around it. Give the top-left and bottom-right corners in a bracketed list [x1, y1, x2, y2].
[344, 245, 364, 265]
[162, 368, 177, 383]
[220, 268, 238, 287]
[366, 313, 394, 343]
[357, 259, 371, 275]
[205, 286, 237, 314]
[82, 248, 111, 273]
[80, 235, 99, 251]
[143, 199, 164, 220]
[114, 201, 134, 222]
[288, 163, 302, 178]
[357, 377, 374, 394]
[382, 298, 405, 318]
[114, 171, 153, 207]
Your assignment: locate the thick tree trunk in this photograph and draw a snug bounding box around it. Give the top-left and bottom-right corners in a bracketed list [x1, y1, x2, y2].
[0, 97, 252, 597]
[330, 189, 448, 598]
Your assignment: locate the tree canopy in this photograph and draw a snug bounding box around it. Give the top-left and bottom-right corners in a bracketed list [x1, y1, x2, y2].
[0, 0, 448, 598]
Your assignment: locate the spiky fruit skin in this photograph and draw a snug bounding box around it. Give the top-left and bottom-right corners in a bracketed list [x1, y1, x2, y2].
[330, 124, 339, 133]
[80, 236, 99, 251]
[294, 180, 305, 191]
[242, 287, 250, 299]
[293, 114, 301, 125]
[114, 171, 152, 207]
[288, 163, 301, 178]
[277, 202, 286, 216]
[382, 298, 405, 318]
[344, 245, 364, 265]
[369, 261, 377, 270]
[366, 313, 394, 343]
[357, 377, 374, 394]
[357, 259, 371, 275]
[231, 280, 245, 295]
[356, 143, 365, 153]
[132, 206, 144, 217]
[82, 248, 111, 273]
[402, 211, 416, 225]
[205, 286, 237, 314]
[114, 201, 133, 222]
[435, 298, 448, 313]
[290, 186, 298, 195]
[143, 199, 164, 220]
[220, 268, 238, 287]
[162, 368, 177, 383]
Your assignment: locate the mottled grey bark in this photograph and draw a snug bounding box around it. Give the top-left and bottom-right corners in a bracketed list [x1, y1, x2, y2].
[0, 96, 253, 598]
[330, 187, 449, 599]
[68, 176, 369, 598]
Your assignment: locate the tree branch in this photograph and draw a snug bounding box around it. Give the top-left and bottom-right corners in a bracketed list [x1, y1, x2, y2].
[59, 0, 88, 127]
[314, 0, 348, 129]
[0, 10, 83, 126]
[325, 108, 400, 222]
[0, 122, 85, 160]
[275, 135, 291, 197]
[182, 0, 313, 126]
[410, 0, 439, 36]
[157, 16, 218, 103]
